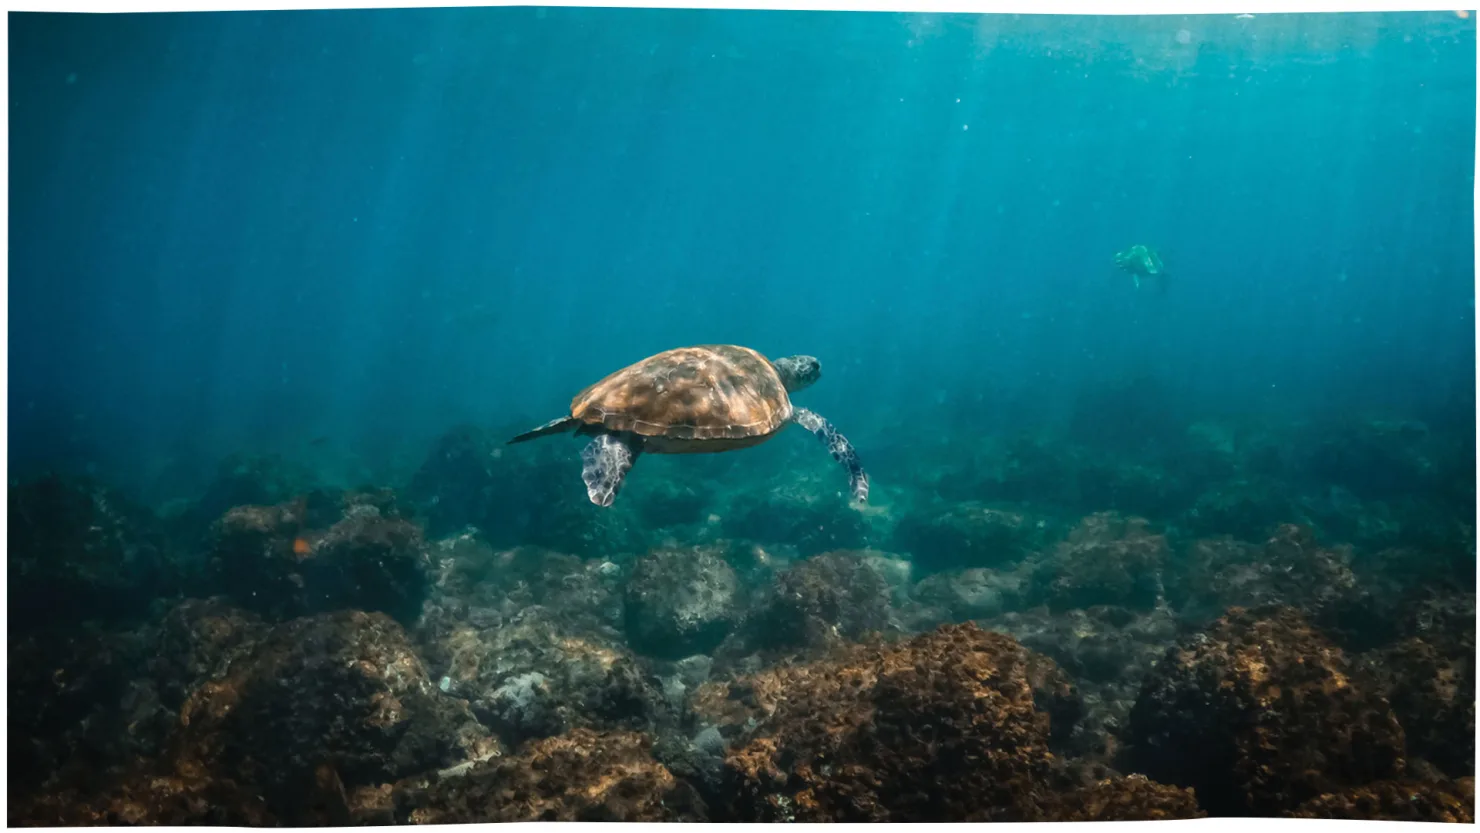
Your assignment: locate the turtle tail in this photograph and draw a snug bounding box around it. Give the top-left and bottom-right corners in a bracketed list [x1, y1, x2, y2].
[508, 416, 579, 444]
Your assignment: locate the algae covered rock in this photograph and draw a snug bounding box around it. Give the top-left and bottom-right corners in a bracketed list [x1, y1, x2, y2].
[719, 471, 871, 556]
[172, 610, 497, 821]
[744, 550, 896, 653]
[1045, 774, 1206, 821]
[206, 490, 431, 624]
[8, 626, 161, 801]
[9, 474, 179, 632]
[1126, 605, 1407, 816]
[1360, 633, 1475, 778]
[421, 606, 669, 747]
[1167, 525, 1374, 643]
[1030, 512, 1167, 612]
[692, 622, 1060, 822]
[398, 729, 705, 822]
[891, 501, 1049, 573]
[623, 548, 743, 659]
[1286, 777, 1474, 822]
[911, 565, 1029, 621]
[8, 771, 275, 827]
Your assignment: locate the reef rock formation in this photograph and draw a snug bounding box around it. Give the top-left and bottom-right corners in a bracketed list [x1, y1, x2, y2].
[171, 610, 497, 822]
[892, 501, 1049, 573]
[1030, 512, 1168, 612]
[206, 490, 431, 624]
[1127, 605, 1406, 816]
[394, 729, 705, 822]
[1287, 777, 1474, 822]
[692, 622, 1065, 822]
[9, 474, 179, 632]
[624, 548, 744, 659]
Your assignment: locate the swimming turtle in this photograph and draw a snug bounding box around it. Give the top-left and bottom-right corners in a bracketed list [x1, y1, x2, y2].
[507, 345, 869, 508]
[1113, 244, 1167, 290]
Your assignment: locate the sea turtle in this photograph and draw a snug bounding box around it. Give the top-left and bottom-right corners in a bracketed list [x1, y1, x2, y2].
[1113, 244, 1168, 290]
[507, 345, 869, 508]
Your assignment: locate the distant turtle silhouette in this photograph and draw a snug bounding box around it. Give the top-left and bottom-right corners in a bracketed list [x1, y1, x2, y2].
[508, 345, 869, 507]
[1114, 244, 1169, 292]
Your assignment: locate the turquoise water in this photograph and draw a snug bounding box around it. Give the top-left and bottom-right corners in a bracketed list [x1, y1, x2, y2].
[10, 9, 1474, 502]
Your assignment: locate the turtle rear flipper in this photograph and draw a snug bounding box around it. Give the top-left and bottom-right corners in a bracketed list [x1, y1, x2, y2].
[582, 433, 642, 507]
[508, 416, 579, 444]
[793, 407, 869, 504]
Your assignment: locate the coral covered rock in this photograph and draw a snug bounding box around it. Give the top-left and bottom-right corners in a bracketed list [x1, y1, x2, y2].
[1127, 605, 1406, 816]
[1361, 635, 1475, 778]
[145, 597, 267, 712]
[172, 610, 496, 822]
[909, 565, 1029, 622]
[9, 474, 178, 632]
[9, 772, 275, 827]
[1299, 418, 1441, 502]
[397, 729, 705, 822]
[1044, 774, 1206, 821]
[742, 550, 896, 654]
[988, 603, 1180, 762]
[1167, 526, 1375, 645]
[420, 606, 670, 748]
[692, 622, 1061, 822]
[1184, 476, 1305, 541]
[405, 425, 507, 538]
[719, 472, 871, 557]
[623, 548, 743, 659]
[1030, 512, 1167, 612]
[891, 501, 1049, 574]
[1287, 777, 1474, 822]
[206, 490, 431, 624]
[8, 626, 161, 802]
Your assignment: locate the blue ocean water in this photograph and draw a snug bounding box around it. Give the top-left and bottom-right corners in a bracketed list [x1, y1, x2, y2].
[10, 9, 1480, 824]
[11, 8, 1475, 503]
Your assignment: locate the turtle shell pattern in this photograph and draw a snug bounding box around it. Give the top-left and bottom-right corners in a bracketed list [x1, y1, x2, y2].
[569, 345, 793, 441]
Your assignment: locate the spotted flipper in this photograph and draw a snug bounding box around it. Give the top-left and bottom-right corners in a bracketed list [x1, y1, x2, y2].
[581, 433, 641, 507]
[793, 407, 869, 504]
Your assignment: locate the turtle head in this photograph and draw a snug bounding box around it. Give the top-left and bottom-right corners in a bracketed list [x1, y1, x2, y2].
[774, 355, 822, 392]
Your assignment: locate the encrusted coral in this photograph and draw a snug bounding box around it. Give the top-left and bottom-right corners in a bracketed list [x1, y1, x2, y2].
[9, 475, 178, 632]
[1031, 512, 1168, 612]
[1044, 774, 1206, 821]
[1127, 605, 1407, 816]
[8, 626, 160, 803]
[988, 603, 1179, 762]
[419, 605, 669, 748]
[743, 550, 896, 655]
[892, 501, 1049, 573]
[171, 610, 496, 821]
[1167, 526, 1375, 644]
[1288, 778, 1474, 822]
[909, 565, 1029, 622]
[398, 729, 705, 822]
[693, 622, 1062, 822]
[1361, 632, 1475, 777]
[624, 548, 743, 659]
[206, 490, 431, 623]
[719, 471, 871, 556]
[9, 771, 275, 827]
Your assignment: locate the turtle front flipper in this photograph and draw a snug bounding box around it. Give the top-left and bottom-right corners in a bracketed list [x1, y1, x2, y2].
[793, 407, 869, 504]
[581, 433, 642, 507]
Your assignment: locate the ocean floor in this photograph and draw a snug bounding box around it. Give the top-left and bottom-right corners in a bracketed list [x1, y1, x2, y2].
[7, 413, 1476, 823]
